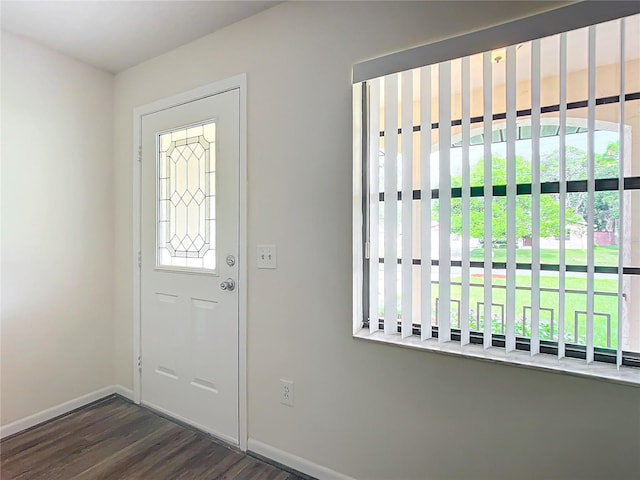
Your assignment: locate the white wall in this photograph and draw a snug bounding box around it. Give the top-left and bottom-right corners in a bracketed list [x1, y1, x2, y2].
[1, 32, 114, 425]
[108, 2, 638, 479]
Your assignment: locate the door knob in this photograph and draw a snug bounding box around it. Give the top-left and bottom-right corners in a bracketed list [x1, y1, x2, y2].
[220, 278, 236, 291]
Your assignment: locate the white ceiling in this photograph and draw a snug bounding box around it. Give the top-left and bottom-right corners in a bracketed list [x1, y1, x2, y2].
[1, 0, 281, 73]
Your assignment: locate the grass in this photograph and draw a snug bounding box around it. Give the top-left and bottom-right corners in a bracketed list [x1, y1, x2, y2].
[378, 249, 621, 349]
[443, 275, 618, 349]
[469, 246, 620, 266]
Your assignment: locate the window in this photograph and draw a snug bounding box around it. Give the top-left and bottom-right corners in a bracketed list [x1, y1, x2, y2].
[157, 121, 217, 271]
[352, 2, 640, 383]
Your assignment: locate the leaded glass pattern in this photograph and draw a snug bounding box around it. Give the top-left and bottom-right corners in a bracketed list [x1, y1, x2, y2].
[157, 121, 216, 271]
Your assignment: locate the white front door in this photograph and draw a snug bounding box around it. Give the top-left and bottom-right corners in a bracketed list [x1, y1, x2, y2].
[140, 88, 240, 444]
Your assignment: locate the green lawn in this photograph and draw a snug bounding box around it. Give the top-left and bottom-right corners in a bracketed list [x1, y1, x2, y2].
[442, 275, 618, 349]
[380, 266, 620, 349]
[469, 246, 619, 266]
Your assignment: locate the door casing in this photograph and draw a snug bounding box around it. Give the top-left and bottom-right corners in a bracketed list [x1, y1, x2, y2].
[132, 74, 247, 450]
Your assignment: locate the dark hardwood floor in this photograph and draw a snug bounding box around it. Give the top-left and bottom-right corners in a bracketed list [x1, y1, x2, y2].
[0, 396, 308, 480]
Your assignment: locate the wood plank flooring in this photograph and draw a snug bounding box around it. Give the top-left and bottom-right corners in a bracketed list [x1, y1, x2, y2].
[0, 396, 308, 480]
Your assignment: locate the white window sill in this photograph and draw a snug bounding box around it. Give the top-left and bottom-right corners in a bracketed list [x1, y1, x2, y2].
[353, 329, 640, 387]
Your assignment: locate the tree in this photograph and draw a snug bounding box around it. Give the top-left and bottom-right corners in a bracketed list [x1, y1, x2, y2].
[437, 155, 581, 240]
[541, 141, 620, 231]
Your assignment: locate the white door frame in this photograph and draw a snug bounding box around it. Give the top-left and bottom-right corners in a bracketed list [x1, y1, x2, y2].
[132, 74, 248, 451]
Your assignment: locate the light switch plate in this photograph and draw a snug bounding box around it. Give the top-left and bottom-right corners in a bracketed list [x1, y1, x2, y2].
[257, 245, 277, 269]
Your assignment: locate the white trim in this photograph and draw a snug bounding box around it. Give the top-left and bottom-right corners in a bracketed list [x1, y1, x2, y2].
[354, 329, 640, 387]
[133, 108, 142, 404]
[113, 385, 135, 400]
[237, 74, 248, 452]
[248, 439, 356, 480]
[0, 385, 131, 439]
[132, 74, 248, 450]
[365, 81, 378, 336]
[352, 82, 364, 336]
[352, 1, 640, 83]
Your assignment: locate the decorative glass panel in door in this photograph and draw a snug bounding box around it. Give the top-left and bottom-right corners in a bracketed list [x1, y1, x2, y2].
[157, 121, 216, 271]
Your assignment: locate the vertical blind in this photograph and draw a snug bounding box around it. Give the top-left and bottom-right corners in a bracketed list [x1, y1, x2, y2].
[359, 11, 640, 368]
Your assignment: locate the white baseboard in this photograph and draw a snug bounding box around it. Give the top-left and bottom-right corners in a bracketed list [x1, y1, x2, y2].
[248, 438, 355, 480]
[3, 392, 353, 480]
[112, 384, 134, 401]
[0, 384, 132, 439]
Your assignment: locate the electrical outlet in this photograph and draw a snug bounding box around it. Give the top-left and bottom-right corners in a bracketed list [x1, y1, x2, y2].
[257, 245, 277, 269]
[280, 379, 294, 407]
